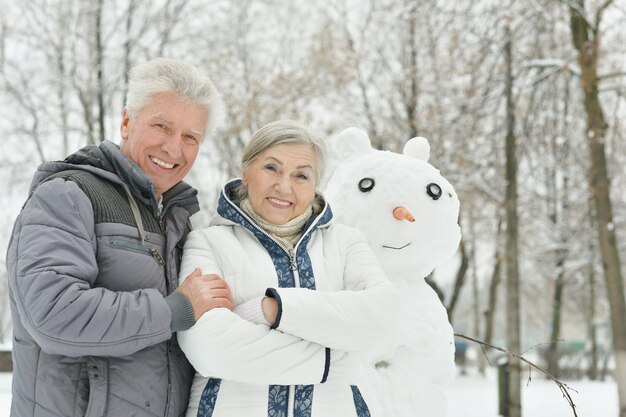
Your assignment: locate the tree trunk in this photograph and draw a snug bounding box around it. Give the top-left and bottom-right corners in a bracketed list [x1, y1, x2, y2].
[340, 3, 379, 147]
[483, 220, 502, 343]
[586, 198, 599, 381]
[53, 11, 70, 158]
[79, 90, 95, 146]
[446, 238, 469, 322]
[547, 130, 570, 379]
[547, 260, 565, 378]
[483, 217, 503, 347]
[470, 218, 484, 375]
[405, 0, 419, 139]
[0, 17, 6, 70]
[122, 0, 138, 110]
[504, 26, 522, 417]
[481, 218, 502, 377]
[95, 0, 105, 143]
[569, 2, 626, 415]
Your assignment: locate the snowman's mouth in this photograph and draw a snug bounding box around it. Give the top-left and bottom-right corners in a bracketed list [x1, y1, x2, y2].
[382, 242, 411, 250]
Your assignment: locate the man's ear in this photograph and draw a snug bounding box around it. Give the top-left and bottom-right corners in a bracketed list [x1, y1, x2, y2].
[120, 109, 131, 142]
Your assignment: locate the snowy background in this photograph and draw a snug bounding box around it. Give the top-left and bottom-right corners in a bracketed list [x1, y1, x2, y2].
[0, 0, 625, 415]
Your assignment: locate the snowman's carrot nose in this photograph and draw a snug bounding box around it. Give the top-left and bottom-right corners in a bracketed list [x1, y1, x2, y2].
[393, 206, 415, 222]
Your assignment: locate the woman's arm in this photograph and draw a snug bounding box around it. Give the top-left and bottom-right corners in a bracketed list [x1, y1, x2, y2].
[179, 308, 365, 385]
[178, 229, 358, 385]
[261, 228, 399, 352]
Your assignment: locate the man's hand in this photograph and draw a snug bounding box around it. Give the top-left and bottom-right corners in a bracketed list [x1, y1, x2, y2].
[177, 268, 233, 320]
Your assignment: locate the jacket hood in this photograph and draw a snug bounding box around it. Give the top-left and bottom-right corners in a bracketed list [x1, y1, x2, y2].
[30, 140, 198, 214]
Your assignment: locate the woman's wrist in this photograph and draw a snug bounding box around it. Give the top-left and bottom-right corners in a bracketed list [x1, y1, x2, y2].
[262, 296, 279, 325]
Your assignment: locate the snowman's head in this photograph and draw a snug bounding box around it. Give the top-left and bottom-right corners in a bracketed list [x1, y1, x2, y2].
[324, 128, 461, 280]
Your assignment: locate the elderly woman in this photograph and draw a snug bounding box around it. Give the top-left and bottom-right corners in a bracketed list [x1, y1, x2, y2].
[178, 120, 398, 417]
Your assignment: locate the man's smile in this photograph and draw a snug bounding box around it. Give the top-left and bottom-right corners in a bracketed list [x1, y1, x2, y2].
[150, 156, 176, 169]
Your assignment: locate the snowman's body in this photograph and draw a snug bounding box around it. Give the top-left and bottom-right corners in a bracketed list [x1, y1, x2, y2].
[324, 128, 461, 417]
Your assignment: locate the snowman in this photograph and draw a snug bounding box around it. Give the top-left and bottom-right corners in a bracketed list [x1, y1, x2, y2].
[324, 127, 462, 417]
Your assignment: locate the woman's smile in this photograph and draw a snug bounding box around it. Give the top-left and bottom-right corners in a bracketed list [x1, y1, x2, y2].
[267, 197, 292, 207]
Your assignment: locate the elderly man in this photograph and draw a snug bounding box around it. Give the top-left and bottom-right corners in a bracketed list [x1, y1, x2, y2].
[6, 58, 232, 417]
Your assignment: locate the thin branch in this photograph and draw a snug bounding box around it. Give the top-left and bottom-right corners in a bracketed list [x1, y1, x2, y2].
[595, 0, 614, 26]
[454, 333, 579, 417]
[598, 71, 626, 81]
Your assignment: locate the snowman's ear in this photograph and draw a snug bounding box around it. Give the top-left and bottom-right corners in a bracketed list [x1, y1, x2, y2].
[332, 127, 373, 160]
[321, 128, 372, 190]
[403, 137, 430, 161]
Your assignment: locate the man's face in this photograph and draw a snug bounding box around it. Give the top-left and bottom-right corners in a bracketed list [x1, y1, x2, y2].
[120, 92, 208, 199]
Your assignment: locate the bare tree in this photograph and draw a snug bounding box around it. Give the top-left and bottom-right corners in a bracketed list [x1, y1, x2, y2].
[585, 198, 600, 380]
[568, 1, 626, 415]
[94, 0, 106, 143]
[0, 9, 6, 69]
[504, 20, 522, 417]
[483, 216, 504, 378]
[1, 63, 47, 164]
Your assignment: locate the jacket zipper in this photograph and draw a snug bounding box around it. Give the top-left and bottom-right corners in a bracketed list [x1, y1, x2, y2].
[111, 238, 171, 414]
[288, 249, 297, 271]
[288, 249, 297, 417]
[153, 210, 171, 416]
[110, 240, 165, 265]
[228, 199, 326, 286]
[288, 249, 300, 288]
[287, 385, 295, 417]
[164, 340, 172, 417]
[128, 183, 194, 417]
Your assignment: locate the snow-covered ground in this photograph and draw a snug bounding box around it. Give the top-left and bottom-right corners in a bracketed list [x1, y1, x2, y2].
[447, 369, 616, 417]
[0, 373, 10, 416]
[0, 369, 615, 416]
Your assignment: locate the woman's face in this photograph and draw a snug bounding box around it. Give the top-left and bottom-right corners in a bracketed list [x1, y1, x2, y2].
[242, 143, 317, 225]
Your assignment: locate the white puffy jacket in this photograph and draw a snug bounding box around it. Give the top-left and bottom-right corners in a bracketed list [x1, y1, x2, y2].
[178, 179, 398, 417]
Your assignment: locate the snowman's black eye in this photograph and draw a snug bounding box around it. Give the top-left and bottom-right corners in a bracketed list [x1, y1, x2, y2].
[358, 178, 375, 192]
[427, 183, 442, 200]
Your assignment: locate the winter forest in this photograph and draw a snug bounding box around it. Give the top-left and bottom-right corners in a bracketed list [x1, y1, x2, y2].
[0, 0, 625, 415]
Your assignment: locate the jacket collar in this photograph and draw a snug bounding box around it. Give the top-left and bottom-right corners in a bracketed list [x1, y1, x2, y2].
[31, 140, 199, 217]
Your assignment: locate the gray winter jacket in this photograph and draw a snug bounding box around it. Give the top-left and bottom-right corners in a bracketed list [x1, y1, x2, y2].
[6, 141, 199, 417]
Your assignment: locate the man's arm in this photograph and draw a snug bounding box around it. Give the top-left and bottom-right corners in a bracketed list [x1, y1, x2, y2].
[9, 179, 174, 357]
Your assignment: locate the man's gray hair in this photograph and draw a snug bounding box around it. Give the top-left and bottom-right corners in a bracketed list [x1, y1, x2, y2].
[125, 57, 223, 138]
[236, 120, 326, 202]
